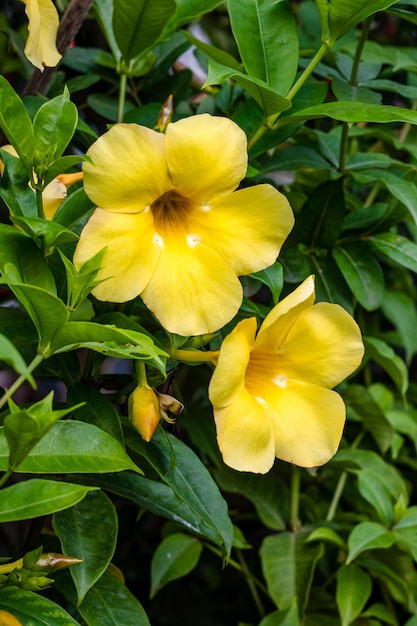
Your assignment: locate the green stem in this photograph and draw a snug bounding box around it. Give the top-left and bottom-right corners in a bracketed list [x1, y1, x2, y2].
[326, 431, 365, 522]
[0, 353, 44, 411]
[204, 543, 269, 597]
[170, 349, 219, 365]
[135, 360, 147, 385]
[117, 72, 128, 123]
[247, 42, 329, 150]
[236, 549, 265, 619]
[35, 187, 45, 219]
[290, 465, 301, 531]
[363, 180, 381, 208]
[0, 469, 13, 489]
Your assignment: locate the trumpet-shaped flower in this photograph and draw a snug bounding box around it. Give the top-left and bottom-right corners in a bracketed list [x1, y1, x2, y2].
[22, 0, 62, 71]
[209, 276, 364, 474]
[73, 114, 294, 336]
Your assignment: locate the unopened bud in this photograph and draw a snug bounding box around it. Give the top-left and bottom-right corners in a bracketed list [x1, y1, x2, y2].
[20, 575, 54, 591]
[35, 552, 83, 573]
[129, 384, 160, 442]
[155, 391, 184, 421]
[156, 95, 173, 132]
[0, 610, 24, 626]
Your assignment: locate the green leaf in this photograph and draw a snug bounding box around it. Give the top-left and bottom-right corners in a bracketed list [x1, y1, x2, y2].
[307, 527, 346, 549]
[0, 149, 37, 217]
[204, 59, 292, 116]
[369, 232, 417, 272]
[333, 242, 384, 310]
[0, 586, 80, 625]
[356, 469, 394, 525]
[322, 0, 400, 45]
[346, 521, 395, 564]
[291, 178, 345, 249]
[343, 384, 394, 453]
[227, 0, 298, 95]
[53, 490, 118, 603]
[32, 89, 78, 170]
[49, 321, 167, 373]
[0, 479, 96, 522]
[258, 602, 299, 626]
[4, 283, 69, 351]
[0, 75, 34, 171]
[70, 571, 151, 626]
[336, 564, 372, 626]
[67, 383, 124, 445]
[394, 508, 417, 561]
[126, 426, 233, 556]
[150, 533, 203, 597]
[250, 262, 283, 305]
[364, 336, 408, 395]
[161, 0, 224, 38]
[11, 216, 78, 250]
[113, 0, 176, 63]
[181, 30, 242, 71]
[0, 421, 141, 474]
[0, 332, 35, 386]
[53, 186, 94, 228]
[381, 290, 417, 364]
[260, 531, 323, 612]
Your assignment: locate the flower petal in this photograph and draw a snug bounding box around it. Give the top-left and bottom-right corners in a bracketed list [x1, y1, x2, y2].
[165, 114, 248, 203]
[190, 184, 294, 275]
[23, 0, 61, 71]
[209, 317, 257, 408]
[83, 124, 170, 213]
[73, 208, 160, 302]
[275, 302, 364, 387]
[42, 178, 67, 219]
[255, 276, 316, 352]
[214, 388, 275, 474]
[264, 378, 346, 467]
[141, 237, 243, 336]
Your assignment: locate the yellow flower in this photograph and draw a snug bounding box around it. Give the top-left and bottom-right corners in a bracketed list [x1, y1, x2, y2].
[73, 114, 294, 336]
[128, 383, 161, 442]
[22, 0, 62, 71]
[208, 276, 364, 474]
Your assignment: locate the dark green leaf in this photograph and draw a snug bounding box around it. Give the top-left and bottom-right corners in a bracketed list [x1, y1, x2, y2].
[11, 216, 78, 250]
[336, 564, 372, 626]
[67, 383, 124, 445]
[0, 332, 35, 386]
[343, 384, 394, 453]
[53, 490, 118, 603]
[364, 336, 408, 395]
[53, 187, 94, 228]
[0, 150, 37, 217]
[369, 233, 417, 273]
[250, 262, 283, 305]
[150, 533, 203, 597]
[347, 521, 395, 564]
[0, 75, 34, 171]
[333, 242, 384, 310]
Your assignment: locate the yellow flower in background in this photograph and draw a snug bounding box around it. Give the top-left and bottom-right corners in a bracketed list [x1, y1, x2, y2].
[0, 610, 24, 626]
[0, 146, 82, 219]
[209, 276, 364, 474]
[22, 0, 61, 71]
[73, 114, 294, 336]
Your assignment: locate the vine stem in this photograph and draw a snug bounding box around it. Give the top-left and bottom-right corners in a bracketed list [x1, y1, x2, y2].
[236, 549, 266, 619]
[0, 353, 44, 411]
[247, 42, 330, 150]
[117, 72, 128, 123]
[290, 465, 301, 531]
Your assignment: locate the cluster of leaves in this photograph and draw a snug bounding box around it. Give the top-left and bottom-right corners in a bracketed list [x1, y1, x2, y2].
[0, 0, 417, 625]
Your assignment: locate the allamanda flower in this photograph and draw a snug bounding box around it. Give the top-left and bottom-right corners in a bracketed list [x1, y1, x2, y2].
[22, 0, 61, 71]
[73, 114, 294, 336]
[208, 276, 364, 474]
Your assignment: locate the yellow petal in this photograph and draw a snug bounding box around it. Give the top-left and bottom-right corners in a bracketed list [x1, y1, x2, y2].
[209, 317, 257, 408]
[214, 388, 275, 474]
[165, 114, 248, 203]
[263, 378, 346, 467]
[83, 124, 170, 213]
[140, 237, 243, 336]
[275, 302, 364, 388]
[42, 177, 67, 219]
[255, 275, 316, 350]
[73, 208, 160, 302]
[23, 0, 61, 71]
[0, 610, 24, 626]
[190, 184, 294, 275]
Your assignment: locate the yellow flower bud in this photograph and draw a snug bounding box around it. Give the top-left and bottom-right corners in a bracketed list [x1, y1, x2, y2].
[0, 610, 24, 626]
[128, 384, 160, 442]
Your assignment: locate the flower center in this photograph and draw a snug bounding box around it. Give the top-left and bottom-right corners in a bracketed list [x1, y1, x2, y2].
[150, 189, 192, 231]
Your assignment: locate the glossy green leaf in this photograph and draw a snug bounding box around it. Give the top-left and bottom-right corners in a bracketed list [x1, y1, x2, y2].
[0, 586, 80, 625]
[49, 321, 167, 373]
[53, 187, 94, 228]
[264, 145, 332, 172]
[381, 290, 417, 364]
[307, 527, 346, 549]
[0, 421, 140, 474]
[53, 490, 118, 603]
[309, 255, 354, 314]
[32, 89, 78, 169]
[250, 262, 283, 305]
[0, 76, 34, 171]
[364, 336, 408, 395]
[204, 60, 291, 116]
[150, 533, 203, 597]
[67, 383, 124, 445]
[0, 332, 35, 386]
[0, 226, 56, 292]
[343, 384, 394, 453]
[336, 564, 372, 626]
[93, 0, 121, 59]
[126, 426, 233, 556]
[346, 521, 395, 564]
[353, 169, 417, 225]
[113, 0, 176, 63]
[258, 602, 299, 626]
[0, 149, 37, 217]
[260, 531, 323, 612]
[394, 508, 417, 561]
[181, 30, 241, 71]
[356, 469, 394, 525]
[162, 0, 224, 37]
[333, 243, 384, 310]
[11, 216, 78, 250]
[228, 0, 298, 95]
[369, 233, 417, 272]
[0, 479, 96, 522]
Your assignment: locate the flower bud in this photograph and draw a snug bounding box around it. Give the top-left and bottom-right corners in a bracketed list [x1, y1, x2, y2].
[128, 384, 160, 442]
[155, 391, 184, 422]
[156, 95, 173, 132]
[35, 552, 83, 573]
